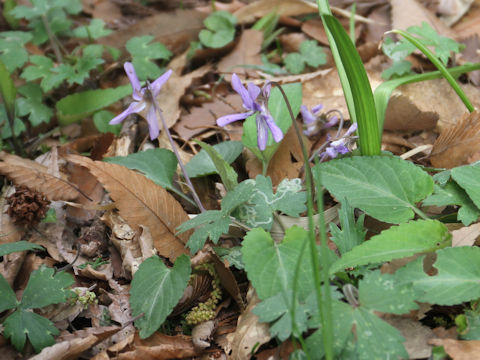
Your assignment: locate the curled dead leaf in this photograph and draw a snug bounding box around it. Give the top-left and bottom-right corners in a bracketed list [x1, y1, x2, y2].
[67, 155, 191, 261]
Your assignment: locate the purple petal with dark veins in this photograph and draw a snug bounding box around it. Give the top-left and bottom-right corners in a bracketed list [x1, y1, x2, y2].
[124, 62, 143, 101]
[256, 114, 269, 151]
[217, 111, 252, 127]
[146, 104, 160, 139]
[231, 73, 253, 110]
[300, 105, 316, 124]
[150, 69, 173, 98]
[109, 101, 145, 125]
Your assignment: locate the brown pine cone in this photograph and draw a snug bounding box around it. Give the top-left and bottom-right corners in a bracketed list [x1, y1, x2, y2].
[6, 186, 50, 226]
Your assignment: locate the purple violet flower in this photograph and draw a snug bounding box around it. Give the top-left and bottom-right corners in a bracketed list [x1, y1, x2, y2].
[109, 62, 173, 140]
[322, 123, 358, 159]
[217, 73, 283, 151]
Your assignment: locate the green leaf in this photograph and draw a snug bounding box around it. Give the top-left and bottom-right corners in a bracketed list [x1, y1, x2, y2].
[353, 307, 408, 360]
[457, 310, 480, 340]
[423, 182, 480, 226]
[177, 181, 254, 253]
[0, 241, 44, 257]
[0, 59, 16, 123]
[20, 266, 74, 310]
[3, 0, 19, 28]
[130, 255, 191, 338]
[0, 105, 25, 139]
[126, 36, 172, 81]
[93, 110, 122, 135]
[299, 40, 327, 68]
[21, 55, 67, 92]
[4, 310, 59, 352]
[16, 83, 53, 126]
[0, 274, 18, 313]
[284, 53, 305, 74]
[214, 246, 244, 270]
[358, 270, 418, 314]
[0, 31, 32, 72]
[322, 15, 380, 155]
[185, 141, 243, 178]
[73, 19, 112, 39]
[63, 55, 104, 86]
[234, 175, 306, 231]
[381, 59, 412, 80]
[329, 219, 451, 274]
[56, 84, 132, 125]
[316, 156, 433, 224]
[329, 198, 366, 254]
[396, 247, 480, 305]
[199, 11, 236, 48]
[451, 164, 480, 209]
[192, 140, 240, 191]
[242, 82, 302, 162]
[104, 148, 177, 190]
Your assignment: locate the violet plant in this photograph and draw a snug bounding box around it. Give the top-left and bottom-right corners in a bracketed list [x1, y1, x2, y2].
[110, 62, 205, 212]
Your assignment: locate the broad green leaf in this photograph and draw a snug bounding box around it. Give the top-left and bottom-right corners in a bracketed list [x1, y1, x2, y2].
[93, 110, 121, 135]
[0, 274, 18, 313]
[242, 82, 302, 162]
[451, 164, 480, 209]
[329, 198, 366, 254]
[21, 55, 67, 92]
[300, 40, 327, 68]
[0, 241, 44, 257]
[0, 31, 32, 72]
[185, 141, 243, 178]
[284, 53, 305, 74]
[20, 266, 74, 310]
[457, 310, 480, 340]
[316, 156, 433, 224]
[126, 36, 172, 81]
[322, 15, 380, 155]
[234, 175, 306, 231]
[56, 84, 132, 125]
[242, 226, 314, 300]
[358, 270, 418, 314]
[73, 19, 112, 39]
[330, 220, 451, 274]
[4, 310, 59, 352]
[195, 140, 239, 191]
[353, 307, 408, 360]
[199, 11, 236, 48]
[177, 181, 254, 253]
[16, 83, 53, 126]
[130, 255, 191, 338]
[104, 148, 177, 190]
[0, 59, 16, 123]
[423, 182, 480, 226]
[396, 247, 480, 305]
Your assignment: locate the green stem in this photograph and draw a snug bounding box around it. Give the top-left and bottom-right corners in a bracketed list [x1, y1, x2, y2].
[271, 82, 334, 360]
[41, 14, 63, 64]
[349, 3, 356, 45]
[391, 29, 475, 113]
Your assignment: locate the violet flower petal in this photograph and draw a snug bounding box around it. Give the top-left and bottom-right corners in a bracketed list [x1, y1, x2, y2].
[247, 82, 261, 102]
[324, 115, 338, 128]
[325, 146, 339, 158]
[262, 82, 271, 98]
[124, 62, 143, 101]
[217, 111, 253, 127]
[264, 114, 283, 143]
[345, 123, 358, 136]
[109, 101, 145, 125]
[301, 105, 316, 124]
[312, 104, 323, 114]
[256, 114, 269, 151]
[146, 103, 160, 139]
[150, 69, 173, 98]
[231, 73, 254, 110]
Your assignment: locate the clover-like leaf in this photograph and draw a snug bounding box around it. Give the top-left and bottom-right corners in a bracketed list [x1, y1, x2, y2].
[126, 36, 172, 81]
[21, 55, 68, 92]
[299, 40, 326, 68]
[0, 31, 32, 72]
[130, 255, 191, 338]
[73, 18, 112, 39]
[16, 83, 53, 126]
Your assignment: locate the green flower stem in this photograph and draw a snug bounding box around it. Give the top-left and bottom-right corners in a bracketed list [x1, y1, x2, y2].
[41, 15, 63, 64]
[272, 82, 334, 360]
[390, 29, 475, 113]
[154, 103, 205, 213]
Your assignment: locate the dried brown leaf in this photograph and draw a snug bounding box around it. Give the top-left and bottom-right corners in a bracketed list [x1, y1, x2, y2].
[452, 222, 480, 247]
[234, 0, 317, 24]
[67, 155, 191, 261]
[430, 111, 480, 168]
[217, 29, 263, 80]
[0, 152, 79, 201]
[29, 335, 98, 360]
[226, 287, 271, 360]
[429, 339, 480, 360]
[452, 1, 480, 39]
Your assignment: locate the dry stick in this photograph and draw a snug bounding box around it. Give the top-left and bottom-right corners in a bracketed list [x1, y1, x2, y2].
[154, 102, 205, 213]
